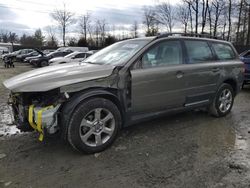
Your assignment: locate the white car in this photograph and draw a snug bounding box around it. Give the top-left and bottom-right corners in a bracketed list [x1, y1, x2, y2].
[49, 51, 93, 66]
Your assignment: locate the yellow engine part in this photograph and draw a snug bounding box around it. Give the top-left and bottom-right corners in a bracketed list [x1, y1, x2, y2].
[28, 105, 54, 141]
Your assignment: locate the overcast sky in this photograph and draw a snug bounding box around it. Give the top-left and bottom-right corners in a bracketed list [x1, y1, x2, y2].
[0, 0, 180, 38]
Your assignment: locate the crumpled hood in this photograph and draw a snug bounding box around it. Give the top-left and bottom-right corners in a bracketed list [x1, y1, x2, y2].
[3, 62, 115, 92]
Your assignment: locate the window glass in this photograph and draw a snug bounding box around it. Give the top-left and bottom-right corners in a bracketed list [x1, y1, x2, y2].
[212, 43, 235, 60]
[185, 40, 213, 63]
[86, 53, 92, 58]
[75, 53, 86, 58]
[142, 40, 182, 68]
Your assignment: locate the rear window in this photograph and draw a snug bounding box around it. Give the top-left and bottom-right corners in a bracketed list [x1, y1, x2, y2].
[184, 40, 213, 63]
[212, 43, 235, 60]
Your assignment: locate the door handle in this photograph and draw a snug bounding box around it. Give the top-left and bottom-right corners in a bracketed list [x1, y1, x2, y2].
[212, 67, 220, 72]
[176, 71, 184, 79]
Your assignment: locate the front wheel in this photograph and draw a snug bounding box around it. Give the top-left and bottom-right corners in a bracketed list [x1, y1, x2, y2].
[40, 61, 48, 67]
[209, 83, 234, 117]
[67, 98, 122, 153]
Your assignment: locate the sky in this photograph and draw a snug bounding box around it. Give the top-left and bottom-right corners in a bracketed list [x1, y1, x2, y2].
[0, 0, 180, 39]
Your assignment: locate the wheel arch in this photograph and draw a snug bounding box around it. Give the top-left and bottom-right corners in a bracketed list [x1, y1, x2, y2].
[60, 88, 125, 140]
[222, 78, 238, 95]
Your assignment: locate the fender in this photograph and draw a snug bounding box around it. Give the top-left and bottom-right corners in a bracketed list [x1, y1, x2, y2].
[60, 88, 123, 140]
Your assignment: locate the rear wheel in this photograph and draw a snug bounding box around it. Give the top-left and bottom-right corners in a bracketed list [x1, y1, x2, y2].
[209, 83, 234, 117]
[67, 98, 121, 153]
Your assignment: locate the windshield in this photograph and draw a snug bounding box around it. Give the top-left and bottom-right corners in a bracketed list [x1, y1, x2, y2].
[84, 39, 152, 65]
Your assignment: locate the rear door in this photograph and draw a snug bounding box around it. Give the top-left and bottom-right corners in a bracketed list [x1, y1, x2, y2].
[131, 39, 186, 113]
[183, 39, 220, 106]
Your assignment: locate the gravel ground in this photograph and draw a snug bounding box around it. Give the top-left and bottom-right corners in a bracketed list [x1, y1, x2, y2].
[0, 62, 250, 188]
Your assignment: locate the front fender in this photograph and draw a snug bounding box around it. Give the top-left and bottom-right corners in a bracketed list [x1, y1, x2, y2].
[60, 89, 121, 140]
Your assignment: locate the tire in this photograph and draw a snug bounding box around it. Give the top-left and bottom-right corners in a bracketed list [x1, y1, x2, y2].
[209, 83, 234, 117]
[40, 61, 48, 67]
[67, 98, 122, 153]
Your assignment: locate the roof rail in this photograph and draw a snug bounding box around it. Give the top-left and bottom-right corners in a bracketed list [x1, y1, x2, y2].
[156, 32, 224, 40]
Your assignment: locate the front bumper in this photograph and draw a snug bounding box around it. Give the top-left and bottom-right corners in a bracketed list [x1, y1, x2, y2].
[9, 94, 61, 141]
[28, 104, 61, 141]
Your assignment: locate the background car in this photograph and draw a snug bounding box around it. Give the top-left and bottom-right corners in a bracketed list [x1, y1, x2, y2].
[239, 50, 250, 87]
[16, 50, 41, 62]
[30, 51, 72, 67]
[42, 49, 56, 55]
[49, 51, 94, 66]
[63, 47, 89, 52]
[3, 49, 34, 61]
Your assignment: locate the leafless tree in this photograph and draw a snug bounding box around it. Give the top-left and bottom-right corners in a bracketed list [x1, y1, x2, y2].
[131, 21, 139, 38]
[155, 1, 175, 32]
[207, 2, 213, 35]
[227, 0, 232, 41]
[0, 30, 9, 43]
[177, 3, 189, 33]
[45, 26, 58, 47]
[50, 4, 75, 46]
[143, 6, 159, 36]
[201, 0, 209, 33]
[242, 2, 248, 44]
[236, 0, 244, 44]
[184, 0, 199, 33]
[183, 0, 194, 33]
[98, 19, 107, 46]
[8, 32, 18, 49]
[247, 4, 250, 45]
[79, 12, 91, 41]
[211, 0, 226, 37]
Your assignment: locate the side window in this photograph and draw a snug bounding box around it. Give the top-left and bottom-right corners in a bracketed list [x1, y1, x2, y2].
[86, 53, 92, 58]
[75, 53, 86, 58]
[185, 40, 213, 63]
[212, 43, 235, 60]
[142, 40, 182, 68]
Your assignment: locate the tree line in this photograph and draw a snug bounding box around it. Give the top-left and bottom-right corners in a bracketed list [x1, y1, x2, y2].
[1, 0, 250, 48]
[143, 0, 250, 45]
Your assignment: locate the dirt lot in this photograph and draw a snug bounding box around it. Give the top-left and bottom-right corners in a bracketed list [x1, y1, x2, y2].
[0, 62, 250, 188]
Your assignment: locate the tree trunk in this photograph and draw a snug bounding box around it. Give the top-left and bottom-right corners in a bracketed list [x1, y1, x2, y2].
[227, 0, 232, 41]
[247, 5, 250, 45]
[63, 25, 66, 46]
[236, 0, 243, 44]
[201, 0, 208, 33]
[195, 0, 198, 33]
[188, 3, 193, 33]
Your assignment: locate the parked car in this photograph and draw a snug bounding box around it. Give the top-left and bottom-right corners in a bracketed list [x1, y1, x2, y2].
[3, 49, 34, 61]
[49, 51, 94, 66]
[16, 51, 41, 62]
[3, 34, 244, 153]
[63, 47, 89, 52]
[239, 50, 250, 87]
[30, 51, 72, 67]
[43, 49, 56, 55]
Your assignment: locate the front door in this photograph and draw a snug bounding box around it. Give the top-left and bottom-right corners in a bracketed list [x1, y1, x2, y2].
[130, 40, 186, 114]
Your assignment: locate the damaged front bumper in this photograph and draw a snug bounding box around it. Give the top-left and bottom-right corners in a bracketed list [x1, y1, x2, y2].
[28, 104, 61, 141]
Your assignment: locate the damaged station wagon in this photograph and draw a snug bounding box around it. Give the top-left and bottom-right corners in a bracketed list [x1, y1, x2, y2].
[3, 33, 244, 153]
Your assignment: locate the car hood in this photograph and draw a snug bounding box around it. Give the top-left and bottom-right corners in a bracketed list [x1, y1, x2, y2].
[49, 57, 70, 63]
[3, 62, 115, 92]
